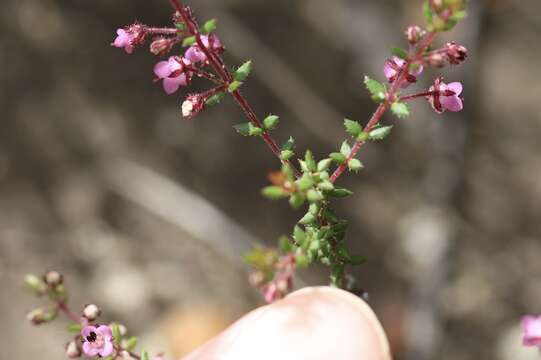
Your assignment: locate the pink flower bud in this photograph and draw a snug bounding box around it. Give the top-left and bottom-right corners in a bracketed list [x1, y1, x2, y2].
[445, 41, 468, 65]
[150, 37, 174, 56]
[427, 52, 445, 67]
[181, 94, 205, 119]
[83, 304, 101, 321]
[65, 340, 82, 358]
[44, 270, 63, 286]
[405, 25, 422, 45]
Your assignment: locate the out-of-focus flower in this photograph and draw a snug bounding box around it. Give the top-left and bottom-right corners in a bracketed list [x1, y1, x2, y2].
[184, 35, 223, 64]
[521, 315, 541, 348]
[154, 57, 190, 95]
[426, 77, 463, 114]
[82, 304, 101, 321]
[405, 25, 422, 45]
[384, 56, 423, 88]
[81, 325, 114, 358]
[65, 340, 82, 358]
[44, 270, 63, 286]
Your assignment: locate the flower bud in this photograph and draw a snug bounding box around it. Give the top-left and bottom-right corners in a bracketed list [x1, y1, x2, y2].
[248, 271, 265, 288]
[405, 25, 422, 45]
[65, 341, 82, 358]
[82, 304, 101, 321]
[427, 52, 445, 68]
[24, 274, 47, 295]
[126, 23, 147, 44]
[150, 37, 174, 56]
[27, 307, 57, 325]
[445, 41, 468, 65]
[181, 94, 205, 119]
[44, 270, 63, 287]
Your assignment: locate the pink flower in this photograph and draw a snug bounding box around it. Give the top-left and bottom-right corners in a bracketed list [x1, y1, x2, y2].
[426, 77, 463, 114]
[384, 56, 424, 89]
[81, 325, 114, 358]
[154, 56, 190, 95]
[182, 94, 205, 118]
[184, 35, 223, 64]
[112, 29, 136, 54]
[522, 315, 541, 348]
[445, 41, 468, 65]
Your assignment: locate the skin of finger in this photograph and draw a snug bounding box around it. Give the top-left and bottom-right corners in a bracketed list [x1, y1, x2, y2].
[180, 286, 392, 360]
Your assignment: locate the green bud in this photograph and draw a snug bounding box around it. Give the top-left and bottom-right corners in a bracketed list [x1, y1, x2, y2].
[307, 189, 324, 202]
[141, 350, 150, 360]
[201, 19, 217, 34]
[234, 60, 252, 82]
[304, 150, 317, 172]
[262, 186, 289, 200]
[317, 158, 332, 172]
[263, 115, 279, 130]
[24, 274, 47, 295]
[296, 174, 314, 191]
[299, 212, 316, 225]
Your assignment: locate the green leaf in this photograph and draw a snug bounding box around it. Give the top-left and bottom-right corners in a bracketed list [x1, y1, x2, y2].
[364, 76, 386, 103]
[205, 92, 225, 106]
[111, 323, 121, 344]
[233, 122, 262, 136]
[234, 60, 252, 82]
[263, 115, 279, 130]
[329, 152, 346, 164]
[281, 150, 294, 160]
[299, 212, 316, 225]
[261, 186, 289, 200]
[391, 46, 408, 59]
[67, 323, 82, 334]
[369, 125, 394, 140]
[357, 131, 369, 142]
[293, 225, 306, 246]
[201, 19, 217, 34]
[141, 350, 149, 360]
[296, 174, 314, 191]
[323, 207, 339, 223]
[317, 158, 332, 172]
[182, 36, 196, 47]
[344, 119, 362, 138]
[391, 102, 410, 118]
[327, 187, 353, 198]
[318, 180, 334, 191]
[330, 264, 345, 287]
[282, 137, 295, 151]
[295, 253, 309, 268]
[304, 150, 317, 172]
[124, 336, 138, 351]
[289, 193, 306, 209]
[175, 22, 186, 31]
[307, 189, 324, 202]
[228, 80, 242, 92]
[340, 141, 351, 157]
[279, 236, 293, 253]
[348, 158, 364, 172]
[422, 0, 434, 25]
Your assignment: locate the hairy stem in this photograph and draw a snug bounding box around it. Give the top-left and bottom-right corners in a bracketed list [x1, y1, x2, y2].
[57, 301, 80, 323]
[169, 0, 301, 178]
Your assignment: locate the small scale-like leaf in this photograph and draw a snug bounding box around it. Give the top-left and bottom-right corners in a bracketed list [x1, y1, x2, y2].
[234, 60, 252, 82]
[282, 137, 295, 151]
[296, 174, 314, 191]
[67, 323, 82, 334]
[289, 193, 306, 209]
[293, 225, 306, 245]
[422, 0, 434, 25]
[391, 102, 410, 118]
[205, 92, 225, 106]
[111, 323, 121, 344]
[369, 125, 394, 140]
[344, 119, 362, 138]
[140, 350, 149, 360]
[391, 46, 408, 59]
[348, 158, 364, 172]
[304, 150, 317, 172]
[201, 19, 217, 34]
[123, 336, 138, 351]
[340, 141, 351, 157]
[329, 152, 346, 164]
[182, 36, 196, 47]
[364, 76, 386, 102]
[262, 186, 289, 200]
[299, 212, 316, 225]
[228, 80, 242, 92]
[233, 122, 262, 136]
[281, 150, 294, 160]
[307, 189, 324, 202]
[263, 115, 279, 130]
[317, 158, 332, 172]
[327, 187, 353, 198]
[279, 236, 293, 253]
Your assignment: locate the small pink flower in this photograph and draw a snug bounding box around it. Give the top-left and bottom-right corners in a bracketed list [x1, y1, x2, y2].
[112, 29, 136, 54]
[81, 325, 114, 358]
[153, 56, 190, 95]
[184, 35, 223, 64]
[426, 77, 463, 114]
[384, 56, 423, 89]
[522, 315, 541, 348]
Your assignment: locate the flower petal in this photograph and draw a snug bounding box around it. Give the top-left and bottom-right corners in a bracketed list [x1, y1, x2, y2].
[185, 46, 206, 64]
[97, 325, 113, 340]
[99, 341, 114, 357]
[82, 342, 99, 357]
[441, 95, 463, 112]
[447, 82, 463, 96]
[81, 325, 97, 339]
[154, 61, 172, 79]
[163, 74, 188, 95]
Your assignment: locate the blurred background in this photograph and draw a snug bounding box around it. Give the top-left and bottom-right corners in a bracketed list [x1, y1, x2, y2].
[1, 0, 540, 359]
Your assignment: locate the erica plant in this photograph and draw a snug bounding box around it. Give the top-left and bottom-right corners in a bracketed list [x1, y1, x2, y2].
[25, 0, 475, 359]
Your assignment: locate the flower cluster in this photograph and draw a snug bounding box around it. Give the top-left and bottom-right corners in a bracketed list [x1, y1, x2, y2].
[25, 271, 164, 360]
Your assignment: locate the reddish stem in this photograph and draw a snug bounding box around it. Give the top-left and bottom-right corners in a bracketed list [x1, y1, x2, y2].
[57, 301, 80, 323]
[330, 31, 438, 183]
[169, 0, 301, 178]
[147, 27, 179, 35]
